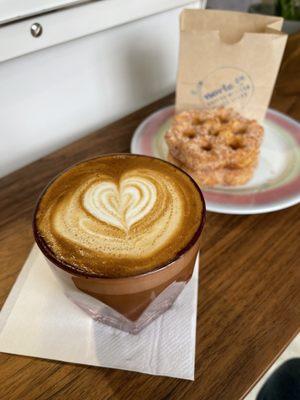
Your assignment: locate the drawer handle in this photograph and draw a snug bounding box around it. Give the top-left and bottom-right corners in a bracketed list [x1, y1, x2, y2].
[31, 23, 43, 38]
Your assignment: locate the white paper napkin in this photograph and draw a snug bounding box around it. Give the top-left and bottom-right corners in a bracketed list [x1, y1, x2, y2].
[0, 245, 199, 380]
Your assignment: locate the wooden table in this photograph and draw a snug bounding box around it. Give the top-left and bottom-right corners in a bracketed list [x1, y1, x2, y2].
[0, 35, 299, 400]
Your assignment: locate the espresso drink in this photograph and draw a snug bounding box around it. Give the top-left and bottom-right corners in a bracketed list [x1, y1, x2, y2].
[36, 155, 203, 278]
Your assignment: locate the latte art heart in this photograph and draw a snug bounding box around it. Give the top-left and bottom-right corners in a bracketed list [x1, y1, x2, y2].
[83, 177, 157, 231]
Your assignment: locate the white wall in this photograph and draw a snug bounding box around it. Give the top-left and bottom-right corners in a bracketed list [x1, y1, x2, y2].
[0, 3, 200, 178]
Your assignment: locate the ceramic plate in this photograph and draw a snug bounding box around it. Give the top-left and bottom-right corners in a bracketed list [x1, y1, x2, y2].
[131, 106, 300, 214]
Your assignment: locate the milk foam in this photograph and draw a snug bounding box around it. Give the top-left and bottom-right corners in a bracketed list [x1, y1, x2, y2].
[83, 176, 157, 231]
[52, 169, 182, 258]
[36, 155, 203, 277]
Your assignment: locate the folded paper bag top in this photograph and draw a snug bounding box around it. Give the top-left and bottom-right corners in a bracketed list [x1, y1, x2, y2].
[176, 9, 288, 122]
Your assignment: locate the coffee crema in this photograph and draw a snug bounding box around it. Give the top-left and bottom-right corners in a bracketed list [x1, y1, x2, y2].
[35, 155, 203, 277]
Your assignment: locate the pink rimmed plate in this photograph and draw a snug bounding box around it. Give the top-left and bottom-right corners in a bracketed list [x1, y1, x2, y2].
[131, 106, 300, 215]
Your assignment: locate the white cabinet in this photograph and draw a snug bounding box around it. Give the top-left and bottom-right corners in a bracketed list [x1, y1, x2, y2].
[0, 0, 205, 177]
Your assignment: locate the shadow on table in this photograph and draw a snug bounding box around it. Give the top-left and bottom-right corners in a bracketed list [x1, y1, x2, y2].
[256, 359, 300, 400]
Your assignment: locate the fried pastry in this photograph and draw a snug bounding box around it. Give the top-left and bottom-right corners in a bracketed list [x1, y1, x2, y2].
[165, 108, 264, 186]
[168, 153, 256, 186]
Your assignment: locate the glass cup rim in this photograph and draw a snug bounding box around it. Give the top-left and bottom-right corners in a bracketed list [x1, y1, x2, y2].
[33, 153, 206, 281]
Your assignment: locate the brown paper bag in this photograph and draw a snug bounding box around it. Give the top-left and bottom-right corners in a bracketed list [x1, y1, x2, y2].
[176, 9, 288, 122]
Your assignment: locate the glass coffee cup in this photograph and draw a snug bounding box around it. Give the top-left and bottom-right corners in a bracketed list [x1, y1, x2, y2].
[33, 154, 206, 333]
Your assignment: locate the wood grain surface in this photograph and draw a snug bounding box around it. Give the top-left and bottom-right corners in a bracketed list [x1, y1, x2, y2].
[0, 34, 300, 400]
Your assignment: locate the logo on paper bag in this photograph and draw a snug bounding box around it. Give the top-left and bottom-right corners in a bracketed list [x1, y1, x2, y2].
[195, 67, 254, 111]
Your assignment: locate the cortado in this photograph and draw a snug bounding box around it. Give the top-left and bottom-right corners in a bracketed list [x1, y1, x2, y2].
[35, 154, 203, 277]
